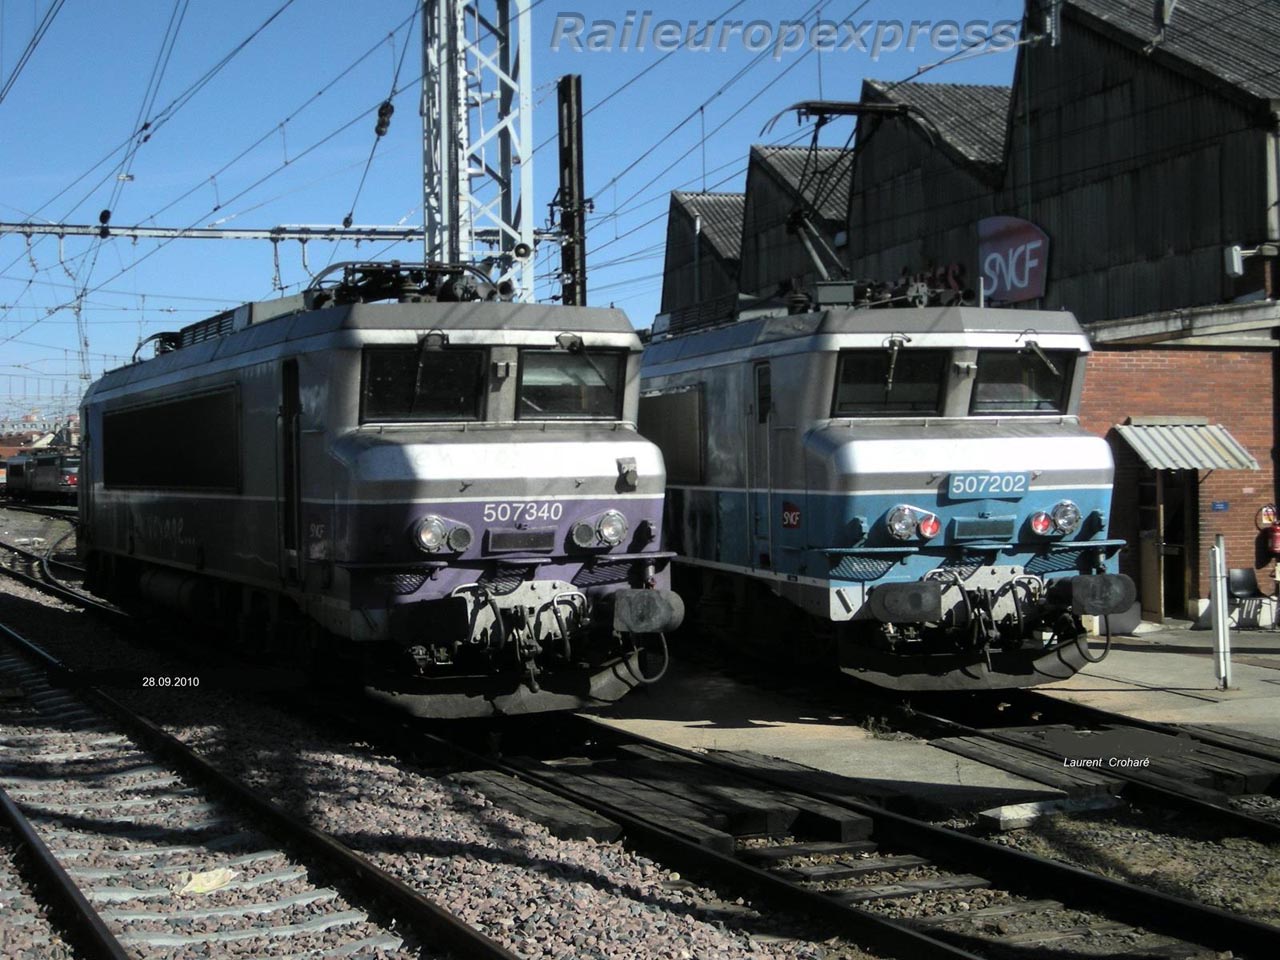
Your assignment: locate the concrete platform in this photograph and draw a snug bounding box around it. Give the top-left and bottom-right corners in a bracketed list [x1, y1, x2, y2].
[585, 661, 1069, 817]
[1041, 623, 1280, 739]
[585, 625, 1280, 817]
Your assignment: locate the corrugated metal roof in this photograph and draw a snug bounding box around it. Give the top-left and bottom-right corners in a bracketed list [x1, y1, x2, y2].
[671, 191, 745, 263]
[751, 146, 854, 224]
[1115, 422, 1259, 471]
[1067, 0, 1280, 101]
[864, 80, 1012, 171]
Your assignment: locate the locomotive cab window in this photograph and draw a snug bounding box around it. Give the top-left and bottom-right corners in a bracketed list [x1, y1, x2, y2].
[361, 347, 486, 422]
[517, 349, 625, 420]
[971, 349, 1075, 415]
[832, 349, 949, 416]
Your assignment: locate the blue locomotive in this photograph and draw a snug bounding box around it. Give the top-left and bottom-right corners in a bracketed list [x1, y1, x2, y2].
[639, 300, 1132, 690]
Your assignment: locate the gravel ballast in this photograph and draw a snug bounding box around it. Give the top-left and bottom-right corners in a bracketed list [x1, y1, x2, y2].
[0, 509, 846, 959]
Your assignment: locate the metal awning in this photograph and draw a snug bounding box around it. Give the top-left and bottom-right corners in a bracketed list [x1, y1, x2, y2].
[1114, 419, 1259, 471]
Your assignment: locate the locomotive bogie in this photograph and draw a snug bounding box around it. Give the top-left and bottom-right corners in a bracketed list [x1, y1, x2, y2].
[80, 282, 682, 717]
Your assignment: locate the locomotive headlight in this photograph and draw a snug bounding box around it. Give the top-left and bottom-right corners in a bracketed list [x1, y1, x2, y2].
[447, 525, 473, 552]
[886, 505, 917, 541]
[414, 516, 448, 553]
[571, 521, 598, 548]
[1051, 500, 1082, 535]
[1029, 511, 1055, 536]
[917, 513, 941, 540]
[597, 510, 628, 546]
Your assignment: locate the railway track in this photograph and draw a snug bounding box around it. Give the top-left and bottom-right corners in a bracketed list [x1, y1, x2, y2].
[4, 503, 1277, 956]
[0, 534, 115, 620]
[0, 622, 517, 960]
[346, 708, 1280, 960]
[910, 690, 1280, 841]
[679, 634, 1280, 839]
[0, 500, 78, 522]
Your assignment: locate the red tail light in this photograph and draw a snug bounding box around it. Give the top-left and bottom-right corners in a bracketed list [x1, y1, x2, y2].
[917, 513, 941, 539]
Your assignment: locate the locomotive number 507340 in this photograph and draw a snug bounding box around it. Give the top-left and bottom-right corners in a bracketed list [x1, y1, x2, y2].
[482, 501, 564, 522]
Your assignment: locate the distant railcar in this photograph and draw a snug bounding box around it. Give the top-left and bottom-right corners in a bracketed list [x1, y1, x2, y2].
[79, 262, 682, 717]
[4, 450, 79, 502]
[639, 302, 1133, 690]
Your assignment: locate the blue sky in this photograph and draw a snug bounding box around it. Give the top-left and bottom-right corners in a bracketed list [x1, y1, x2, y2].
[0, 0, 1024, 420]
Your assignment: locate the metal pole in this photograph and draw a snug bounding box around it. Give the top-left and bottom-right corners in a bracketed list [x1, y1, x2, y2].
[1210, 534, 1232, 689]
[556, 73, 587, 306]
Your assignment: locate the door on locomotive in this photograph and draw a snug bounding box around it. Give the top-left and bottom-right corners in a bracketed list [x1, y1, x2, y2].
[280, 358, 302, 583]
[749, 362, 772, 569]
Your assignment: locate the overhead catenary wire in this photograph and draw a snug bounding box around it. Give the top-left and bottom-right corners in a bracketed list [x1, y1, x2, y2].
[5, 0, 1274, 384]
[0, 4, 423, 336]
[586, 0, 872, 235]
[343, 0, 419, 231]
[70, 0, 194, 370]
[585, 0, 832, 204]
[1, 63, 435, 351]
[0, 0, 66, 105]
[0, 0, 307, 329]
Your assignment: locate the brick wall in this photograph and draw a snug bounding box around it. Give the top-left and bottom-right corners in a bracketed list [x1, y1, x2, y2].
[1078, 347, 1277, 604]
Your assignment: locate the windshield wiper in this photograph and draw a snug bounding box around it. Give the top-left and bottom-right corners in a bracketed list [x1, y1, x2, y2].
[883, 334, 912, 394]
[409, 329, 449, 415]
[555, 331, 614, 393]
[1022, 339, 1060, 378]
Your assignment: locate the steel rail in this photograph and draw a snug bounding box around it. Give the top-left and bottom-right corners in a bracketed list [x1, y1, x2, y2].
[0, 501, 79, 520]
[575, 718, 1280, 960]
[0, 539, 118, 618]
[0, 786, 134, 960]
[910, 702, 1280, 844]
[1018, 687, 1280, 764]
[0, 621, 520, 960]
[363, 720, 986, 960]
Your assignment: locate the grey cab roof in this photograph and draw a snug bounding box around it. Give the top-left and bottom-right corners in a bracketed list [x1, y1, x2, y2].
[644, 306, 1088, 364]
[88, 299, 639, 396]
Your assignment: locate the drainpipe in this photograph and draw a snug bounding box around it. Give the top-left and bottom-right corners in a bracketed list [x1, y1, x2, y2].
[1271, 107, 1280, 518]
[693, 212, 702, 306]
[1268, 106, 1280, 247]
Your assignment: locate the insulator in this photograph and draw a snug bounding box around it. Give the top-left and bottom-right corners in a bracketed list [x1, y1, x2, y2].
[98, 209, 111, 225]
[375, 100, 394, 137]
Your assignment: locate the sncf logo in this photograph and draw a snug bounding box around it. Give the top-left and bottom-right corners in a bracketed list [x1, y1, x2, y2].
[781, 502, 802, 529]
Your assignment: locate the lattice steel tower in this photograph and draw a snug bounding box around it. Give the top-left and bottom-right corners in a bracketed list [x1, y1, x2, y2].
[422, 0, 535, 301]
